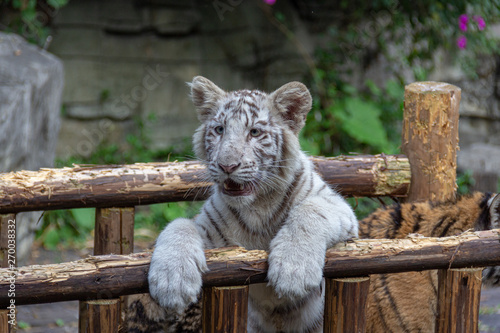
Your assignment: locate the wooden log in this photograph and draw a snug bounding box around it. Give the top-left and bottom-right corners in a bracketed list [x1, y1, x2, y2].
[0, 155, 410, 213]
[324, 277, 370, 333]
[402, 82, 467, 332]
[78, 299, 120, 333]
[402, 81, 461, 202]
[202, 285, 248, 333]
[1, 230, 500, 307]
[435, 268, 482, 333]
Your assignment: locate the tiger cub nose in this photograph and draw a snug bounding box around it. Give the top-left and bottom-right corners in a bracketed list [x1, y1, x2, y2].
[218, 163, 240, 174]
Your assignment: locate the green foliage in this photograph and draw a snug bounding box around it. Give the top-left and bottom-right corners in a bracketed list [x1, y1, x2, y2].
[17, 321, 31, 329]
[37, 208, 95, 250]
[3, 0, 69, 46]
[457, 170, 476, 195]
[135, 202, 204, 238]
[300, 0, 499, 157]
[302, 78, 404, 156]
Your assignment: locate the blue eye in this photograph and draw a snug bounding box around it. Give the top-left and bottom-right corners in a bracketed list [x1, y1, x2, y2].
[215, 126, 224, 134]
[250, 128, 261, 137]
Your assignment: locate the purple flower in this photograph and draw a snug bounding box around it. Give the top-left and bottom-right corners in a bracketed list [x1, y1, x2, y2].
[474, 16, 486, 31]
[458, 14, 468, 31]
[263, 0, 276, 4]
[457, 35, 467, 49]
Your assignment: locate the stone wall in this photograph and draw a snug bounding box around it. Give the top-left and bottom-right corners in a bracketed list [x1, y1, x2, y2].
[50, 0, 312, 157]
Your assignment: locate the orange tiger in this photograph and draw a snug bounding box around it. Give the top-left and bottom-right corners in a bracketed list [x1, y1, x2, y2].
[360, 192, 500, 332]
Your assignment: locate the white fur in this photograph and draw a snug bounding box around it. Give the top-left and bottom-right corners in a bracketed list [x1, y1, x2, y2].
[148, 77, 358, 332]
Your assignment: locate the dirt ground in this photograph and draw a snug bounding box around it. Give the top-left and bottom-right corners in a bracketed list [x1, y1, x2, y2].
[13, 247, 500, 333]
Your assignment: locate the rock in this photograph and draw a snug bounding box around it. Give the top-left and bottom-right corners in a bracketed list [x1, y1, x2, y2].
[0, 32, 63, 264]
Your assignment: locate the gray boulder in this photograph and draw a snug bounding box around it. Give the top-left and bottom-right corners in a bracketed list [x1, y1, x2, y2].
[0, 32, 63, 264]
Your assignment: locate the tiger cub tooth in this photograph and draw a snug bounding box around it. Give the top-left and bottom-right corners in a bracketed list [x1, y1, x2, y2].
[224, 182, 229, 190]
[239, 184, 244, 190]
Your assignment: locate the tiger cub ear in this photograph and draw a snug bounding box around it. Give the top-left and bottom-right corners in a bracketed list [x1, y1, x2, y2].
[189, 76, 226, 122]
[270, 81, 312, 135]
[489, 194, 500, 229]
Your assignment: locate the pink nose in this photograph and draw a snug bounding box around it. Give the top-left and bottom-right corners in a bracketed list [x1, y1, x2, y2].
[219, 163, 240, 174]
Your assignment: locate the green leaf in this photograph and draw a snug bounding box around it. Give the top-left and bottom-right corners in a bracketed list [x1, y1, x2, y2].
[341, 98, 390, 151]
[70, 208, 95, 230]
[43, 228, 60, 250]
[365, 80, 382, 97]
[47, 0, 68, 8]
[385, 80, 404, 100]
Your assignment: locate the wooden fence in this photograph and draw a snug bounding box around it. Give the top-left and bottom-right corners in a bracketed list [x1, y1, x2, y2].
[0, 81, 498, 332]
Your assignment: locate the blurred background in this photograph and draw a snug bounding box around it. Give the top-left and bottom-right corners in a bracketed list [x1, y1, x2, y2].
[1, 1, 500, 331]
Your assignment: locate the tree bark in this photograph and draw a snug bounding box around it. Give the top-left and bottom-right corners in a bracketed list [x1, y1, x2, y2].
[436, 268, 482, 333]
[79, 299, 120, 333]
[1, 230, 499, 307]
[202, 286, 248, 333]
[402, 81, 461, 202]
[0, 155, 410, 213]
[323, 277, 370, 333]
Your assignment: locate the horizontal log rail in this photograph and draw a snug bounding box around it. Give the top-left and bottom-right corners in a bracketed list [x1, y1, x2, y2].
[1, 229, 499, 308]
[0, 154, 410, 214]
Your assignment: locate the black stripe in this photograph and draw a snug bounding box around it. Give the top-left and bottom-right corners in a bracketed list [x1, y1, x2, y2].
[203, 206, 228, 245]
[475, 192, 493, 231]
[199, 224, 214, 246]
[380, 274, 410, 332]
[430, 216, 447, 237]
[227, 205, 260, 237]
[266, 164, 305, 231]
[372, 277, 393, 333]
[438, 217, 458, 237]
[387, 203, 402, 238]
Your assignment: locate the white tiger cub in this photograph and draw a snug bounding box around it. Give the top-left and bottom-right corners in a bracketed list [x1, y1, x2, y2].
[148, 76, 358, 332]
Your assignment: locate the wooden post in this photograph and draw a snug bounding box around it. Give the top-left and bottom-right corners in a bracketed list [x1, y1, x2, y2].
[94, 207, 135, 255]
[403, 82, 480, 333]
[0, 214, 15, 332]
[202, 285, 249, 333]
[324, 277, 370, 333]
[435, 268, 482, 333]
[79, 207, 135, 333]
[79, 299, 120, 333]
[402, 81, 461, 203]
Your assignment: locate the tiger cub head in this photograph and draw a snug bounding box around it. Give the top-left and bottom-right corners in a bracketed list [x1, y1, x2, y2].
[189, 76, 312, 202]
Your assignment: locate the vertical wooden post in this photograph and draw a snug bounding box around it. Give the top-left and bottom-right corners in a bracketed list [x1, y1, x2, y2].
[1, 214, 16, 333]
[324, 277, 370, 333]
[436, 268, 482, 333]
[79, 207, 135, 333]
[79, 299, 120, 333]
[202, 285, 249, 333]
[94, 207, 135, 255]
[403, 82, 481, 333]
[402, 81, 461, 203]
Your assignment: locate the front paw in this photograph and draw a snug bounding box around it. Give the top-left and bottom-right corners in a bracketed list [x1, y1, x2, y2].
[149, 247, 207, 312]
[148, 219, 208, 313]
[267, 246, 324, 300]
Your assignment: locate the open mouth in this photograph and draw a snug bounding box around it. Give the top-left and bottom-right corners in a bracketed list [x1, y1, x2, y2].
[222, 179, 253, 196]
